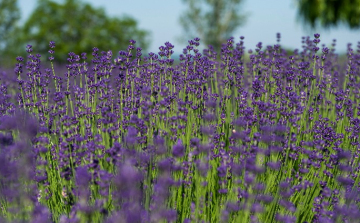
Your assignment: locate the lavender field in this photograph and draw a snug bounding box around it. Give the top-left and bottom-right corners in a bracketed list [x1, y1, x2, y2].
[0, 34, 360, 223]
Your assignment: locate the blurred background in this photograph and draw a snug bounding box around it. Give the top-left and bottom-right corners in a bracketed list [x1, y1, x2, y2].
[0, 0, 360, 68]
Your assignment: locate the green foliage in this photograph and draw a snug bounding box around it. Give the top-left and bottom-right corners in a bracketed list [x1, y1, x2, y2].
[179, 0, 247, 52]
[2, 0, 150, 65]
[0, 0, 21, 64]
[297, 0, 360, 29]
[0, 0, 20, 46]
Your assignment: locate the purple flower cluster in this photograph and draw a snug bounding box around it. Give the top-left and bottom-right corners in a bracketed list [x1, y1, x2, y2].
[0, 33, 360, 222]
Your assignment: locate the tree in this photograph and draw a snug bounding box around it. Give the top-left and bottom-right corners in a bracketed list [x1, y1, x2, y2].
[296, 0, 360, 29]
[0, 0, 20, 48]
[0, 0, 21, 65]
[4, 0, 150, 64]
[179, 0, 247, 52]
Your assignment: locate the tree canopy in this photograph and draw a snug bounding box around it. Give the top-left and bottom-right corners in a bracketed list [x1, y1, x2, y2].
[297, 0, 360, 29]
[0, 0, 20, 44]
[179, 0, 247, 52]
[0, 0, 21, 65]
[1, 0, 150, 66]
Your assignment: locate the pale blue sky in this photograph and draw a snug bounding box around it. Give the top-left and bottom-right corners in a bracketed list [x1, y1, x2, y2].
[18, 0, 360, 54]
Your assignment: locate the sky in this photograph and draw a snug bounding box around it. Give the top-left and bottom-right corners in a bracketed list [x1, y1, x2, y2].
[17, 0, 360, 54]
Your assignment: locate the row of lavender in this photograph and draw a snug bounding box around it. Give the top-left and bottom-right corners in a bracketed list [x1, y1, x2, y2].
[0, 34, 360, 222]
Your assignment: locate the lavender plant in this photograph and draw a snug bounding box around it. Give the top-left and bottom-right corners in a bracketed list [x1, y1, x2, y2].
[0, 33, 360, 223]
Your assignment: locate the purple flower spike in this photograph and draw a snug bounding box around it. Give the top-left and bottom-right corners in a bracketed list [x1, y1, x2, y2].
[49, 41, 56, 49]
[172, 139, 185, 158]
